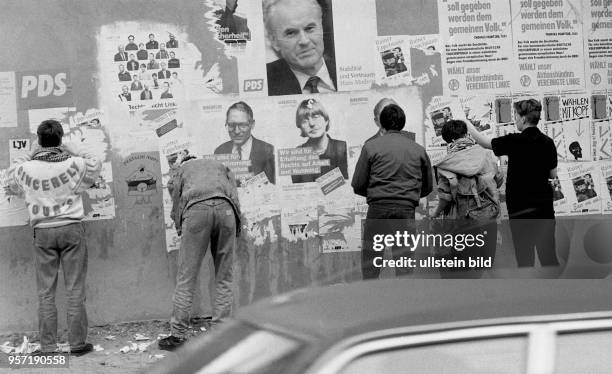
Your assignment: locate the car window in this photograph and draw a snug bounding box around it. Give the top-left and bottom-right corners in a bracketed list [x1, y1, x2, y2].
[195, 330, 302, 374]
[338, 336, 527, 374]
[555, 330, 612, 373]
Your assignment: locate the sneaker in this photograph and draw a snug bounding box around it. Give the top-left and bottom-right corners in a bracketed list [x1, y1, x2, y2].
[158, 336, 186, 351]
[71, 343, 93, 357]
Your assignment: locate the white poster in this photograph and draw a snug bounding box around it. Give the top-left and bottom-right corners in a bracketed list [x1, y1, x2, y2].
[0, 71, 17, 128]
[582, 0, 612, 91]
[511, 0, 586, 92]
[438, 0, 514, 95]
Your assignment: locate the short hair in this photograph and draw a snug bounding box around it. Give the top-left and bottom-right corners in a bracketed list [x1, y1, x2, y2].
[37, 120, 64, 147]
[128, 35, 134, 40]
[296, 98, 330, 136]
[379, 104, 405, 131]
[226, 101, 254, 123]
[139, 43, 145, 47]
[373, 98, 397, 119]
[140, 63, 146, 68]
[152, 73, 158, 77]
[513, 99, 542, 125]
[263, 0, 322, 41]
[569, 141, 581, 151]
[441, 120, 468, 143]
[149, 33, 155, 38]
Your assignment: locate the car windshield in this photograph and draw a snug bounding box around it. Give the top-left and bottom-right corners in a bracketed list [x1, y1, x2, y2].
[196, 329, 302, 374]
[157, 321, 304, 374]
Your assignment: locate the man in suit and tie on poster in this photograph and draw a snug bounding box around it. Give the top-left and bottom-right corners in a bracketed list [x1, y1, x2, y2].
[166, 33, 179, 48]
[137, 43, 148, 60]
[114, 45, 128, 62]
[214, 101, 275, 184]
[263, 0, 337, 96]
[158, 62, 171, 79]
[117, 64, 131, 81]
[125, 35, 138, 51]
[130, 74, 143, 91]
[127, 54, 139, 71]
[146, 33, 159, 49]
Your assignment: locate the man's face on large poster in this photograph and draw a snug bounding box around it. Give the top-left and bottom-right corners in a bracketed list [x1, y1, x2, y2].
[226, 109, 253, 146]
[269, 0, 324, 76]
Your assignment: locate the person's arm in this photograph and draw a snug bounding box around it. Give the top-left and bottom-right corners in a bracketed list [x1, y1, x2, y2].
[63, 142, 102, 193]
[4, 147, 36, 198]
[351, 146, 370, 197]
[431, 199, 451, 218]
[420, 151, 433, 197]
[465, 120, 492, 149]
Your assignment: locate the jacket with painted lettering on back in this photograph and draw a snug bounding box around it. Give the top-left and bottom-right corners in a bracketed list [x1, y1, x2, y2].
[7, 148, 102, 228]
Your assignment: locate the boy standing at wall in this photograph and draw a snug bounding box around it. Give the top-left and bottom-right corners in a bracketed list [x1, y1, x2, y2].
[6, 120, 102, 355]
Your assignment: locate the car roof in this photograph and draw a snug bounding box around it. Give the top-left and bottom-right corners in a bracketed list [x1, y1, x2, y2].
[237, 278, 612, 341]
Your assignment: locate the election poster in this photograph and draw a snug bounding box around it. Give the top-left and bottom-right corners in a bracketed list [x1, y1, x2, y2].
[333, 0, 378, 91]
[553, 163, 572, 216]
[592, 119, 612, 160]
[98, 24, 187, 110]
[458, 94, 497, 139]
[567, 162, 602, 215]
[424, 96, 464, 149]
[119, 152, 162, 208]
[438, 0, 514, 95]
[64, 110, 116, 221]
[409, 34, 444, 101]
[511, 0, 586, 92]
[8, 138, 31, 164]
[542, 92, 592, 161]
[600, 160, 612, 214]
[204, 0, 268, 98]
[582, 0, 612, 91]
[0, 71, 17, 128]
[375, 36, 413, 86]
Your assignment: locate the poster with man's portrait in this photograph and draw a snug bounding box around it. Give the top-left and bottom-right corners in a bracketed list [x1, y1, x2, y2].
[263, 0, 337, 96]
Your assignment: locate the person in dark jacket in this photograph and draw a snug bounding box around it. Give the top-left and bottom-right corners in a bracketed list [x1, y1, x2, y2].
[159, 154, 241, 351]
[467, 99, 559, 268]
[352, 104, 433, 279]
[291, 98, 347, 183]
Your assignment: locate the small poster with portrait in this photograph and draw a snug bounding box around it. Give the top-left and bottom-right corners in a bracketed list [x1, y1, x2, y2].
[600, 160, 612, 214]
[424, 96, 462, 149]
[566, 162, 602, 215]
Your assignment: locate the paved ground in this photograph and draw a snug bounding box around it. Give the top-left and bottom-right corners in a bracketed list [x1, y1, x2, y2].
[0, 318, 209, 374]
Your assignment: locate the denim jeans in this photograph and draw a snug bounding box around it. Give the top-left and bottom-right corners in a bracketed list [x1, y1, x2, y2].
[362, 203, 416, 279]
[33, 222, 88, 352]
[171, 198, 236, 338]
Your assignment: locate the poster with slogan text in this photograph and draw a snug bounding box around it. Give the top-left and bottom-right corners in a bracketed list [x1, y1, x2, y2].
[511, 0, 586, 93]
[582, 0, 612, 92]
[438, 0, 514, 96]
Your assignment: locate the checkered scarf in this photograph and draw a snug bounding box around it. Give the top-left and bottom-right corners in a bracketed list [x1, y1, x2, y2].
[31, 147, 71, 162]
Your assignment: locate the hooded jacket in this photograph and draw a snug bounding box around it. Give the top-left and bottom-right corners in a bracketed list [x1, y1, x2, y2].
[434, 144, 503, 215]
